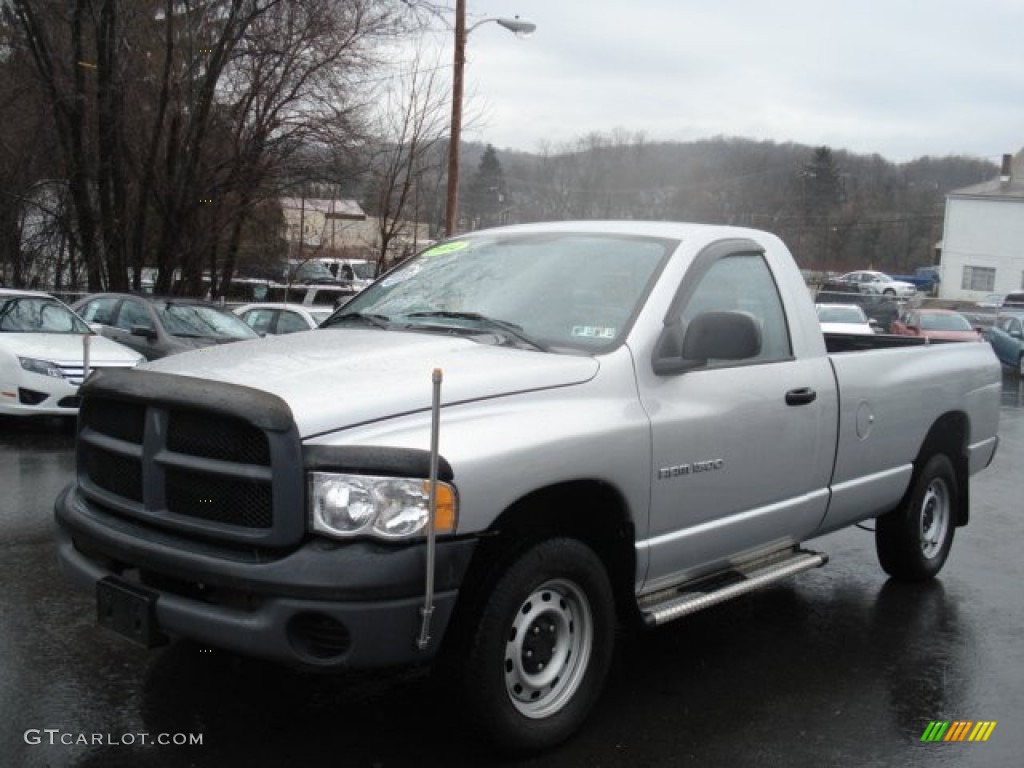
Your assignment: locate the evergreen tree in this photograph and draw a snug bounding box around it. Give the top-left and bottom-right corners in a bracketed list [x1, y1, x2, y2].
[800, 146, 844, 219]
[464, 144, 507, 230]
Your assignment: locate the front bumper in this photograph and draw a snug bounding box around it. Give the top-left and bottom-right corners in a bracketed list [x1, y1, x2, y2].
[0, 380, 80, 416]
[55, 484, 478, 669]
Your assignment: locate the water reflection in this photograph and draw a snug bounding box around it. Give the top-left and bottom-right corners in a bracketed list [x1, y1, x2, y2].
[873, 580, 967, 751]
[1000, 371, 1024, 409]
[0, 416, 75, 542]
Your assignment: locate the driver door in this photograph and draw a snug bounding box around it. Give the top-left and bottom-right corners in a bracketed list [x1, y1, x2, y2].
[638, 247, 837, 591]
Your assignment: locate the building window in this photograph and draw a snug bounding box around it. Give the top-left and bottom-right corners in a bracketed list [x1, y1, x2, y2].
[961, 266, 995, 292]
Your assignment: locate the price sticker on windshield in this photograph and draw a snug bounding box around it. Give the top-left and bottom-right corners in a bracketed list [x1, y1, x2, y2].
[571, 326, 616, 339]
[422, 240, 470, 258]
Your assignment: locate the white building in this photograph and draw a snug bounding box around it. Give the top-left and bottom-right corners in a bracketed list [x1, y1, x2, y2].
[280, 197, 430, 263]
[938, 151, 1024, 301]
[280, 197, 368, 255]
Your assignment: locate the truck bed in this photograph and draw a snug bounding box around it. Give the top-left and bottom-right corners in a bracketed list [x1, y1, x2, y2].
[824, 331, 937, 353]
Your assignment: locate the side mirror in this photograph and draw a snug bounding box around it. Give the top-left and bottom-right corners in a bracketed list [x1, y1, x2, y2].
[654, 311, 762, 375]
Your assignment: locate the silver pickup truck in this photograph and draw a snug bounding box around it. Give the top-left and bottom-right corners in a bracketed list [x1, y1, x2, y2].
[54, 221, 1001, 752]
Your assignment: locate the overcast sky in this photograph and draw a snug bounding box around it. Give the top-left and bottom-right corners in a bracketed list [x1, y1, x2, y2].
[418, 0, 1024, 164]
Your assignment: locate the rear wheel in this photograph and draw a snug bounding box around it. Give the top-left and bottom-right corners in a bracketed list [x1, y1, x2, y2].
[875, 454, 957, 581]
[452, 537, 615, 754]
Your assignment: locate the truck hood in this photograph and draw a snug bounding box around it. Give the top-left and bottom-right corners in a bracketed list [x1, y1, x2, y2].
[141, 329, 599, 436]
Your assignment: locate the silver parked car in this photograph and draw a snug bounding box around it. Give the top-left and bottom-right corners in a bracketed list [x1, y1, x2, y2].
[827, 270, 916, 297]
[234, 303, 332, 335]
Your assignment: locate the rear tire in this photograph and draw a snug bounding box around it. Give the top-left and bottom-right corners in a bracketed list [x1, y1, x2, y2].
[875, 454, 957, 581]
[452, 537, 615, 754]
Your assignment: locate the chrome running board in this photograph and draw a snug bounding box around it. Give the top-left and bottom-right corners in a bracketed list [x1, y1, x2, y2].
[640, 548, 828, 627]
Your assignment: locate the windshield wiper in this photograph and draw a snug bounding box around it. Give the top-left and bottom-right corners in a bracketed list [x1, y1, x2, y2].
[405, 311, 547, 351]
[320, 311, 391, 330]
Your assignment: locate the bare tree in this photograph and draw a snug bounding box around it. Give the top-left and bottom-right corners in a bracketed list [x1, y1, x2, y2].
[3, 0, 434, 294]
[362, 46, 449, 272]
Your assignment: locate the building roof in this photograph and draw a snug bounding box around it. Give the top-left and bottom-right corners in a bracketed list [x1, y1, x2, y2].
[949, 150, 1024, 199]
[279, 197, 366, 220]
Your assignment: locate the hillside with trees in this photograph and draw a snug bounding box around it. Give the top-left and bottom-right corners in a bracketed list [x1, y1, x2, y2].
[487, 134, 997, 275]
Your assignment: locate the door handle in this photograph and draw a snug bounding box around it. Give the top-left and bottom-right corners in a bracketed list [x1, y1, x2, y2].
[785, 387, 817, 406]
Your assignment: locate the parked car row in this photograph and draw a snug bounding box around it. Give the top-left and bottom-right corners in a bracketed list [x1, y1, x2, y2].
[72, 293, 260, 360]
[815, 282, 1024, 377]
[5, 262, 1023, 424]
[1, 287, 345, 421]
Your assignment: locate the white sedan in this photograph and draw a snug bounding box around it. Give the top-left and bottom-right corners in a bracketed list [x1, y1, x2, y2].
[815, 303, 879, 335]
[0, 288, 143, 417]
[233, 303, 332, 335]
[834, 270, 916, 297]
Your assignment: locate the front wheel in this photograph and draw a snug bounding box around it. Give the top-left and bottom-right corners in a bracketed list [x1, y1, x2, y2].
[452, 538, 615, 754]
[875, 454, 957, 581]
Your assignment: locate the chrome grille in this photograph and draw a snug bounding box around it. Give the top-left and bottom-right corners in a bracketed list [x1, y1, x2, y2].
[60, 363, 136, 386]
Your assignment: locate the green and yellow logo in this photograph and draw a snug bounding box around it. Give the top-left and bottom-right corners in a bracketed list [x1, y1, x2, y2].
[921, 721, 997, 743]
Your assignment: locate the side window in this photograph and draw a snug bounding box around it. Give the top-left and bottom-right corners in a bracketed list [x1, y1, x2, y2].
[240, 309, 275, 335]
[79, 297, 119, 326]
[276, 311, 309, 334]
[118, 300, 153, 331]
[678, 253, 792, 365]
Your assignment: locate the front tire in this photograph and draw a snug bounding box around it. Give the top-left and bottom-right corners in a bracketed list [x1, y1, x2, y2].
[875, 454, 957, 581]
[453, 538, 615, 754]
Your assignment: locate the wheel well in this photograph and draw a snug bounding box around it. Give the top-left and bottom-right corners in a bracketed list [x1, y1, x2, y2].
[912, 412, 970, 525]
[455, 481, 638, 627]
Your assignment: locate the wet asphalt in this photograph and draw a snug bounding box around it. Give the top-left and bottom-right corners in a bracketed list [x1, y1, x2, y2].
[2, 375, 1023, 768]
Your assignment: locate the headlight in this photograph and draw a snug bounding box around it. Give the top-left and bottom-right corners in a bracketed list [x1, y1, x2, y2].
[310, 472, 457, 541]
[19, 357, 65, 379]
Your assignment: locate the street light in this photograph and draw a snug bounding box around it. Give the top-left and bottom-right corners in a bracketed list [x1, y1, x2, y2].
[444, 1, 535, 237]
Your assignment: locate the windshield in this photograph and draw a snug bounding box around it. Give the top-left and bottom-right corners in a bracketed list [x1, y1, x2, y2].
[817, 305, 867, 324]
[292, 260, 339, 284]
[327, 232, 673, 353]
[0, 296, 91, 334]
[920, 312, 972, 331]
[157, 303, 260, 339]
[351, 262, 375, 280]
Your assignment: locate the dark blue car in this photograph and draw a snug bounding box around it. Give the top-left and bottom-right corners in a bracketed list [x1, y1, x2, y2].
[986, 312, 1024, 376]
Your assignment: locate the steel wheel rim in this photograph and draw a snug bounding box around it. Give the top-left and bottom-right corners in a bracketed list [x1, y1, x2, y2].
[919, 477, 951, 559]
[504, 578, 593, 719]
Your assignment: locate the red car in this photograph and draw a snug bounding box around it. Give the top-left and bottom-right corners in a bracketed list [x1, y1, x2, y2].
[890, 308, 981, 341]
